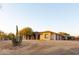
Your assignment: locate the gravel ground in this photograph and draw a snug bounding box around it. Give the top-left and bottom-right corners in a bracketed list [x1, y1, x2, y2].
[0, 40, 79, 55]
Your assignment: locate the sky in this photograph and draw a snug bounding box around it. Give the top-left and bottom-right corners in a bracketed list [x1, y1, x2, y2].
[0, 3, 79, 36]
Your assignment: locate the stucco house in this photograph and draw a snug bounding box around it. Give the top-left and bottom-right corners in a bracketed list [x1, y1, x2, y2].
[23, 32, 40, 40]
[40, 31, 63, 40]
[40, 31, 53, 40]
[22, 31, 64, 40]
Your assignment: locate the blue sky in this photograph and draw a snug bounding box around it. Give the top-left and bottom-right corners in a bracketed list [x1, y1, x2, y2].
[0, 3, 79, 36]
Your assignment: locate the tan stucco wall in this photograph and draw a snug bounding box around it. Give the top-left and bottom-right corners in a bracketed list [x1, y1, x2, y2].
[52, 34, 57, 40]
[40, 32, 52, 40]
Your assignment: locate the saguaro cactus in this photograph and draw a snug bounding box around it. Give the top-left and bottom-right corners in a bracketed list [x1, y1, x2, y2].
[12, 25, 22, 46]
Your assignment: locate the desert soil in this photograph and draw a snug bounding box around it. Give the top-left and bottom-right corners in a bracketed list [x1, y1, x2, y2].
[0, 40, 79, 55]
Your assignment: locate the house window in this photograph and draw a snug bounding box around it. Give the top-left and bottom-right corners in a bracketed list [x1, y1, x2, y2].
[45, 34, 49, 39]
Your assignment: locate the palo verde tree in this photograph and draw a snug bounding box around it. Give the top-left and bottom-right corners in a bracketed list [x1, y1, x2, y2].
[58, 32, 69, 36]
[19, 27, 33, 39]
[58, 32, 70, 40]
